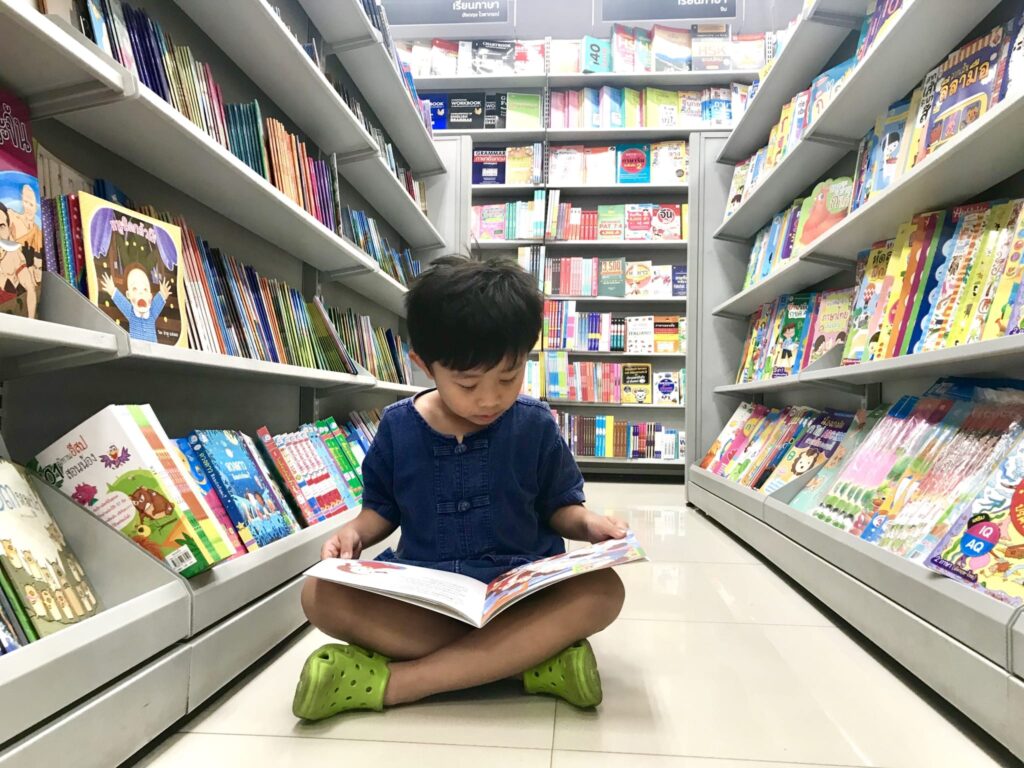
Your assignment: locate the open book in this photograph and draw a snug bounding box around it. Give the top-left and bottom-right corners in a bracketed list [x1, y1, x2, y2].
[304, 531, 647, 628]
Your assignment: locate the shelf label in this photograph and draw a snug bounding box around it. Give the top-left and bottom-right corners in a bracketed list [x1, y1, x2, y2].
[385, 0, 510, 24]
[600, 0, 737, 22]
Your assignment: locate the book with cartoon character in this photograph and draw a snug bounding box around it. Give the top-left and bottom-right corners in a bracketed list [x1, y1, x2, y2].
[31, 404, 221, 578]
[304, 531, 647, 628]
[760, 409, 856, 495]
[0, 459, 99, 640]
[80, 191, 187, 346]
[793, 177, 853, 252]
[0, 90, 43, 320]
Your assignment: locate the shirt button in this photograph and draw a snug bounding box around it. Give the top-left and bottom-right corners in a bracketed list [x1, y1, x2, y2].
[458, 500, 470, 512]
[454, 443, 467, 454]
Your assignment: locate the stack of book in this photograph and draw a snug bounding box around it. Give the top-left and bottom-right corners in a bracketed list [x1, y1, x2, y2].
[526, 355, 684, 406]
[548, 141, 687, 186]
[736, 289, 856, 383]
[338, 206, 421, 285]
[546, 196, 687, 242]
[544, 258, 686, 299]
[550, 86, 736, 129]
[551, 412, 685, 461]
[517, 245, 546, 291]
[426, 92, 544, 131]
[472, 193, 548, 241]
[402, 39, 547, 77]
[326, 307, 415, 385]
[544, 303, 686, 353]
[472, 145, 544, 185]
[701, 377, 1024, 608]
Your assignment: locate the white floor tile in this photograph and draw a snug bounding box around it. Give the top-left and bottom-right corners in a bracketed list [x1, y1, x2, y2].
[135, 732, 550, 767]
[554, 619, 1007, 768]
[184, 627, 556, 750]
[552, 751, 859, 768]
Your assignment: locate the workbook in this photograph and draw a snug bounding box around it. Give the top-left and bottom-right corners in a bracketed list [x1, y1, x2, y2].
[304, 531, 647, 628]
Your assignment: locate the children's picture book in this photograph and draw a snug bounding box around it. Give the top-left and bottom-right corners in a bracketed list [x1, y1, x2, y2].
[842, 243, 892, 366]
[0, 459, 99, 639]
[805, 287, 854, 366]
[760, 410, 856, 495]
[80, 192, 187, 346]
[793, 177, 853, 250]
[768, 293, 814, 378]
[0, 90, 43, 319]
[31, 405, 218, 578]
[700, 402, 754, 470]
[304, 531, 647, 628]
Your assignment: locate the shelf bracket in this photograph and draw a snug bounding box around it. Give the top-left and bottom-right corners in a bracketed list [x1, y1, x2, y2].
[803, 133, 860, 151]
[0, 347, 116, 381]
[335, 147, 384, 165]
[805, 10, 865, 28]
[712, 308, 749, 321]
[801, 252, 858, 270]
[714, 232, 753, 245]
[324, 264, 376, 281]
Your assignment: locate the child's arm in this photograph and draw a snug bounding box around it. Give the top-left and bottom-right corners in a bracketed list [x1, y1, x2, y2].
[550, 504, 628, 544]
[321, 508, 397, 559]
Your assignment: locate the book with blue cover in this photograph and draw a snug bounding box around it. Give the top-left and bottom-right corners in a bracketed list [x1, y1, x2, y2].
[616, 144, 651, 184]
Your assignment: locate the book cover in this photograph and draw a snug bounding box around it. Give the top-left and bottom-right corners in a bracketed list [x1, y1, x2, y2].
[625, 315, 654, 353]
[80, 191, 187, 347]
[581, 36, 611, 74]
[0, 459, 99, 638]
[653, 316, 680, 352]
[793, 178, 854, 250]
[506, 92, 543, 129]
[611, 24, 636, 73]
[650, 140, 687, 184]
[672, 265, 687, 297]
[430, 39, 458, 76]
[624, 261, 653, 297]
[652, 25, 691, 72]
[708, 404, 769, 476]
[597, 205, 625, 240]
[808, 57, 857, 124]
[0, 90, 42, 319]
[484, 91, 507, 129]
[982, 202, 1024, 340]
[426, 94, 447, 130]
[621, 363, 653, 405]
[174, 437, 246, 557]
[768, 293, 814, 378]
[598, 257, 626, 297]
[871, 97, 911, 197]
[471, 148, 506, 185]
[700, 402, 754, 470]
[652, 203, 682, 241]
[624, 203, 654, 241]
[31, 405, 213, 577]
[654, 371, 680, 404]
[471, 40, 516, 75]
[505, 145, 538, 185]
[842, 242, 894, 365]
[790, 408, 881, 513]
[643, 87, 679, 128]
[867, 221, 915, 361]
[806, 287, 855, 365]
[691, 24, 731, 71]
[760, 410, 856, 495]
[616, 144, 651, 184]
[447, 93, 485, 129]
[650, 265, 672, 297]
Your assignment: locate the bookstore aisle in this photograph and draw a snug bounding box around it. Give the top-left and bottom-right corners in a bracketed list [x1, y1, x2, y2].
[130, 483, 1018, 768]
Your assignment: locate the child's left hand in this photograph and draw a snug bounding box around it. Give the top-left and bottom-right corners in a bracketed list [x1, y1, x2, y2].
[582, 513, 629, 543]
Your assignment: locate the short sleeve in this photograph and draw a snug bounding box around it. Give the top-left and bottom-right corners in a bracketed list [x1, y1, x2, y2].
[536, 414, 585, 518]
[360, 414, 400, 524]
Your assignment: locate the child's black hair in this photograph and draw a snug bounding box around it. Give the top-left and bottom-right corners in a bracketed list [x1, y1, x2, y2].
[406, 256, 543, 371]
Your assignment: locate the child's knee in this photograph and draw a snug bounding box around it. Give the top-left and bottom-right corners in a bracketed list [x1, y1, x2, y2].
[301, 577, 356, 634]
[572, 569, 625, 626]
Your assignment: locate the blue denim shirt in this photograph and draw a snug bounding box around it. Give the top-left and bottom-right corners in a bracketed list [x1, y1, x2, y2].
[366, 393, 584, 583]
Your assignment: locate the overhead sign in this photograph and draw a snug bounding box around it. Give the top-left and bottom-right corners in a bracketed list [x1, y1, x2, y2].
[600, 0, 737, 22]
[384, 0, 510, 25]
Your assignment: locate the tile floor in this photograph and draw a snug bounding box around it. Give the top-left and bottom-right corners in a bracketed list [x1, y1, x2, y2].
[133, 483, 1019, 768]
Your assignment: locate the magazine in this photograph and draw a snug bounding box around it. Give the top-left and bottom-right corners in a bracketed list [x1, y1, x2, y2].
[303, 531, 647, 628]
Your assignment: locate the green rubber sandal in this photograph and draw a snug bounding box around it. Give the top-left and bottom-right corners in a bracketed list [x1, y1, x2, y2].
[292, 643, 391, 721]
[522, 639, 602, 708]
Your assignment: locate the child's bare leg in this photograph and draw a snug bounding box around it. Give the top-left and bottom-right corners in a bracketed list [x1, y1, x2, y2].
[384, 569, 624, 705]
[301, 578, 470, 661]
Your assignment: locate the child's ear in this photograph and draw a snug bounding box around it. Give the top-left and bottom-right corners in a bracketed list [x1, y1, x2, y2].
[409, 351, 433, 380]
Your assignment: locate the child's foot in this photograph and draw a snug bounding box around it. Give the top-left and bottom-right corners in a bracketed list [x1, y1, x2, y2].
[292, 643, 391, 721]
[522, 639, 602, 708]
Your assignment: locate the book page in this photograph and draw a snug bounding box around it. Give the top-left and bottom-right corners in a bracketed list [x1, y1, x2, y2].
[305, 559, 488, 626]
[480, 531, 647, 625]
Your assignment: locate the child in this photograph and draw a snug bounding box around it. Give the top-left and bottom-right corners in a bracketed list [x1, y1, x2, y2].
[295, 257, 627, 720]
[99, 265, 171, 343]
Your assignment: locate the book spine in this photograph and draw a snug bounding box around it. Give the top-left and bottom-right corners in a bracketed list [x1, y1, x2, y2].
[189, 433, 259, 552]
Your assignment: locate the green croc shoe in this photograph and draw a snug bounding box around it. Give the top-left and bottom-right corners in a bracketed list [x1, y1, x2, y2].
[523, 639, 602, 708]
[292, 643, 391, 721]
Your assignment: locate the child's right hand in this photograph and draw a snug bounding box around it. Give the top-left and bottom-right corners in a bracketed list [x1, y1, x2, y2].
[321, 526, 363, 560]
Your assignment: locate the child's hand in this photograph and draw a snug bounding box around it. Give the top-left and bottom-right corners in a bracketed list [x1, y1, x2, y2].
[321, 526, 363, 560]
[582, 513, 628, 544]
[99, 273, 116, 297]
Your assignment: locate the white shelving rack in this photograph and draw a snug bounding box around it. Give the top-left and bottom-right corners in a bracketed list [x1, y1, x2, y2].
[0, 0, 445, 764]
[687, 0, 1024, 757]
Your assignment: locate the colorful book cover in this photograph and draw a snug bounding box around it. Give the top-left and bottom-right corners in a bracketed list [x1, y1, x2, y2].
[0, 90, 43, 319]
[174, 437, 246, 557]
[701, 402, 754, 470]
[806, 287, 855, 366]
[672, 265, 687, 297]
[768, 293, 814, 378]
[654, 370, 680, 404]
[624, 203, 654, 241]
[652, 25, 691, 72]
[624, 261, 653, 297]
[888, 211, 946, 357]
[725, 407, 786, 484]
[621, 363, 652, 404]
[650, 141, 687, 184]
[653, 316, 680, 353]
[808, 57, 856, 124]
[725, 159, 749, 217]
[761, 410, 856, 495]
[31, 405, 214, 577]
[790, 408, 882, 513]
[856, 0, 905, 60]
[581, 36, 611, 74]
[427, 94, 447, 130]
[746, 407, 817, 489]
[746, 299, 780, 382]
[472, 148, 506, 185]
[0, 459, 99, 638]
[505, 145, 538, 185]
[599, 257, 626, 297]
[709, 404, 769, 476]
[842, 242, 893, 365]
[982, 201, 1024, 340]
[616, 144, 651, 184]
[80, 191, 187, 346]
[597, 205, 625, 240]
[652, 203, 683, 241]
[870, 97, 911, 197]
[643, 87, 679, 128]
[793, 178, 854, 251]
[506, 92, 543, 130]
[867, 222, 915, 361]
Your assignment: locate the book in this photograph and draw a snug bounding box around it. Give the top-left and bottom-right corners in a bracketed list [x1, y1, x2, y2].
[652, 203, 683, 240]
[0, 459, 99, 639]
[426, 94, 447, 130]
[305, 531, 647, 627]
[621, 363, 653, 404]
[616, 144, 651, 184]
[581, 36, 611, 74]
[598, 257, 626, 297]
[808, 57, 857, 124]
[691, 24, 731, 71]
[793, 178, 853, 250]
[654, 370, 681, 404]
[597, 205, 625, 240]
[80, 191, 187, 346]
[31, 405, 218, 577]
[624, 261, 653, 297]
[790, 408, 881, 513]
[767, 293, 814, 378]
[447, 93, 485, 129]
[0, 90, 43, 319]
[760, 410, 856, 495]
[653, 316, 680, 352]
[506, 92, 543, 129]
[805, 287, 854, 365]
[471, 40, 515, 75]
[505, 145, 540, 185]
[174, 438, 246, 558]
[652, 26, 691, 72]
[625, 315, 654, 353]
[471, 148, 506, 185]
[650, 141, 687, 184]
[484, 92, 507, 129]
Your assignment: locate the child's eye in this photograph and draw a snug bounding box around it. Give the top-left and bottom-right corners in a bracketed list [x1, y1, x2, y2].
[500, 378, 517, 385]
[458, 383, 477, 390]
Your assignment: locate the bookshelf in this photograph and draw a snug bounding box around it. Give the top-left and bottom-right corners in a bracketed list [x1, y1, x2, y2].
[531, 349, 684, 358]
[548, 183, 689, 195]
[687, 0, 1024, 753]
[417, 74, 548, 90]
[548, 401, 685, 410]
[545, 295, 686, 303]
[439, 127, 547, 142]
[472, 183, 546, 196]
[0, 1, 447, 764]
[547, 70, 760, 89]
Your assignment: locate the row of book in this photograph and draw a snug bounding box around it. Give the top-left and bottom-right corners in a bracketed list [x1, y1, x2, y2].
[543, 303, 686, 354]
[737, 289, 854, 383]
[533, 257, 687, 300]
[549, 85, 740, 130]
[471, 194, 548, 242]
[472, 145, 544, 186]
[551, 412, 685, 462]
[400, 25, 769, 78]
[527, 355, 684, 406]
[326, 307, 414, 385]
[739, 178, 853, 289]
[549, 141, 687, 187]
[841, 200, 1024, 367]
[725, 11, 1023, 225]
[0, 403, 384, 651]
[700, 377, 1024, 608]
[426, 92, 543, 131]
[338, 205, 421, 286]
[545, 196, 687, 242]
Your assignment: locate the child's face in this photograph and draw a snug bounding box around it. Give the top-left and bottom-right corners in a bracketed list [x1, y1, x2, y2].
[125, 268, 153, 310]
[417, 354, 526, 427]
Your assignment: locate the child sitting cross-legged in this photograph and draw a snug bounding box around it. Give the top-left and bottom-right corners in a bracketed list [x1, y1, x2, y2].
[294, 257, 627, 719]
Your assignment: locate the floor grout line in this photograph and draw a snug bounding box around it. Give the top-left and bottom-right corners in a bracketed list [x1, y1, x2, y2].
[551, 745, 877, 768]
[174, 730, 555, 752]
[613, 616, 837, 628]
